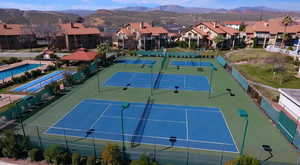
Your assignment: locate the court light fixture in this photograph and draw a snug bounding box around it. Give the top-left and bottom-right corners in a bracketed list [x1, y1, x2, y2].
[174, 86, 179, 93]
[122, 83, 131, 90]
[169, 136, 177, 147]
[121, 103, 130, 161]
[262, 145, 273, 162]
[237, 109, 249, 156]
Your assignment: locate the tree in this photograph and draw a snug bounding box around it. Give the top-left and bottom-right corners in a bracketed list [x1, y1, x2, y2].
[239, 24, 246, 32]
[101, 144, 122, 165]
[0, 130, 31, 159]
[281, 16, 293, 48]
[97, 43, 112, 66]
[43, 144, 66, 165]
[34, 24, 60, 49]
[130, 154, 160, 165]
[225, 155, 260, 165]
[213, 35, 225, 50]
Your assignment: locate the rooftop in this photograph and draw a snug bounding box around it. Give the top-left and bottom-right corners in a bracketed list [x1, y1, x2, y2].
[279, 88, 300, 106]
[62, 48, 98, 61]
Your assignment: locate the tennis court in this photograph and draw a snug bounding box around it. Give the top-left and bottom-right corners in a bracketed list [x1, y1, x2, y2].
[12, 70, 75, 93]
[171, 61, 214, 67]
[104, 72, 210, 91]
[115, 59, 156, 65]
[45, 99, 238, 153]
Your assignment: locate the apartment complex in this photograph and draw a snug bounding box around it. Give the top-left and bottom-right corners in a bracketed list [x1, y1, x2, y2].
[245, 18, 300, 48]
[0, 23, 36, 50]
[178, 22, 240, 49]
[114, 22, 169, 50]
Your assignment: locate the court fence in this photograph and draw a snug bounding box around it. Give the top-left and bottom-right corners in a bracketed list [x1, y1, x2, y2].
[137, 50, 199, 58]
[0, 61, 99, 122]
[18, 123, 300, 165]
[217, 55, 300, 152]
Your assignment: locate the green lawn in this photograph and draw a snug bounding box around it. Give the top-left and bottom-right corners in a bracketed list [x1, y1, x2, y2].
[228, 48, 300, 89]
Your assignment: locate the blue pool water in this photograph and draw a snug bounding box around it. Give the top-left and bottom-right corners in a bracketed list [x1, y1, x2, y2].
[0, 64, 42, 80]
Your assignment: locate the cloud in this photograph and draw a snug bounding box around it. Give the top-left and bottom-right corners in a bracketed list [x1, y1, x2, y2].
[0, 2, 56, 10]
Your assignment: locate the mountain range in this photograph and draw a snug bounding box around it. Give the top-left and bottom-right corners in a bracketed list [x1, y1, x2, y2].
[0, 5, 300, 29]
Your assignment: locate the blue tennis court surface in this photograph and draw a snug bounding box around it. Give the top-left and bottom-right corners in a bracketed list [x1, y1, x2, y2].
[172, 61, 214, 67]
[12, 70, 75, 93]
[115, 59, 156, 65]
[46, 99, 238, 153]
[104, 72, 210, 91]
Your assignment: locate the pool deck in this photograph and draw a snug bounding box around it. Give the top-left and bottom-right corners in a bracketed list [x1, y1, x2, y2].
[0, 60, 54, 83]
[0, 93, 26, 108]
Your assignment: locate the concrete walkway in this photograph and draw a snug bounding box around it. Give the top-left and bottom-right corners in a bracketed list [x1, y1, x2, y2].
[0, 52, 67, 58]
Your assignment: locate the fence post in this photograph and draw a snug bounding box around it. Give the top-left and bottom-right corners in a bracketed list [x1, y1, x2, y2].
[36, 126, 43, 149]
[63, 129, 69, 151]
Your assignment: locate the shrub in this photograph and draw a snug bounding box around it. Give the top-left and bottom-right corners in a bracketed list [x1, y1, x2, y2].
[24, 72, 32, 79]
[45, 65, 56, 72]
[224, 155, 260, 165]
[31, 69, 42, 78]
[72, 153, 81, 165]
[87, 156, 96, 165]
[44, 145, 65, 164]
[28, 148, 43, 161]
[7, 57, 21, 64]
[0, 130, 31, 159]
[61, 152, 71, 165]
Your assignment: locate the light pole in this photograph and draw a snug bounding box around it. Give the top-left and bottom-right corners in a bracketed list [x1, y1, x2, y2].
[237, 109, 249, 156]
[209, 65, 218, 98]
[97, 71, 100, 94]
[148, 64, 153, 96]
[121, 103, 130, 161]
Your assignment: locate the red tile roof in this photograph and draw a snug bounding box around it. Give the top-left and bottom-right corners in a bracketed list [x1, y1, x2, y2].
[192, 27, 208, 36]
[59, 23, 101, 35]
[224, 21, 243, 25]
[246, 19, 300, 34]
[118, 22, 168, 36]
[62, 48, 98, 61]
[200, 22, 226, 34]
[197, 22, 239, 35]
[0, 24, 31, 36]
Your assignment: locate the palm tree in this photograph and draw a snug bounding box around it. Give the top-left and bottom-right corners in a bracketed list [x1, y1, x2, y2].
[213, 35, 225, 51]
[281, 16, 293, 48]
[97, 43, 111, 66]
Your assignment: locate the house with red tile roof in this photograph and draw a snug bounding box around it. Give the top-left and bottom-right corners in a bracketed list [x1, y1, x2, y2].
[245, 18, 300, 48]
[62, 48, 98, 62]
[223, 21, 243, 30]
[55, 23, 101, 50]
[114, 22, 169, 50]
[178, 22, 241, 49]
[0, 23, 36, 49]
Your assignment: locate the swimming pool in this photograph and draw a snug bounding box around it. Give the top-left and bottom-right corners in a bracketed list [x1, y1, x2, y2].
[0, 64, 43, 80]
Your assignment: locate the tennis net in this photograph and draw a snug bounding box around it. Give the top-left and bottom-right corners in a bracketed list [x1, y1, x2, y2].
[131, 96, 153, 147]
[153, 72, 162, 89]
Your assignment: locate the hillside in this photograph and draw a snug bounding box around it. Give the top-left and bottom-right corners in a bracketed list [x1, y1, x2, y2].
[84, 9, 300, 28]
[0, 9, 80, 24]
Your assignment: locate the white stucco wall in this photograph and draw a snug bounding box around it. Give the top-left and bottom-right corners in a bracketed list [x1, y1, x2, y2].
[279, 93, 300, 120]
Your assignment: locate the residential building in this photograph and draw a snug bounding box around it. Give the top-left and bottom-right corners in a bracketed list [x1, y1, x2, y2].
[224, 21, 243, 30]
[0, 23, 36, 50]
[278, 88, 300, 121]
[55, 23, 101, 50]
[178, 22, 240, 49]
[114, 22, 169, 50]
[245, 18, 300, 48]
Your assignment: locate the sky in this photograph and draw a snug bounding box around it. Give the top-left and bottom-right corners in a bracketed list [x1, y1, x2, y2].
[0, 0, 300, 11]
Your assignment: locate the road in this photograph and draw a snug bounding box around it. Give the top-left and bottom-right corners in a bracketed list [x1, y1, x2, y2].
[0, 52, 67, 58]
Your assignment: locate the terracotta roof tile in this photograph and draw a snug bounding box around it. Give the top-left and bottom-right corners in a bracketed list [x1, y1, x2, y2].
[0, 24, 32, 36]
[118, 22, 168, 36]
[59, 23, 101, 35]
[224, 21, 243, 25]
[246, 19, 300, 34]
[200, 22, 226, 34]
[192, 27, 208, 36]
[62, 48, 98, 61]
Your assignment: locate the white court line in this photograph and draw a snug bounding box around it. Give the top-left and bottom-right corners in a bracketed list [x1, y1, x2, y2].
[185, 108, 189, 141]
[101, 115, 186, 124]
[89, 104, 112, 129]
[220, 110, 240, 153]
